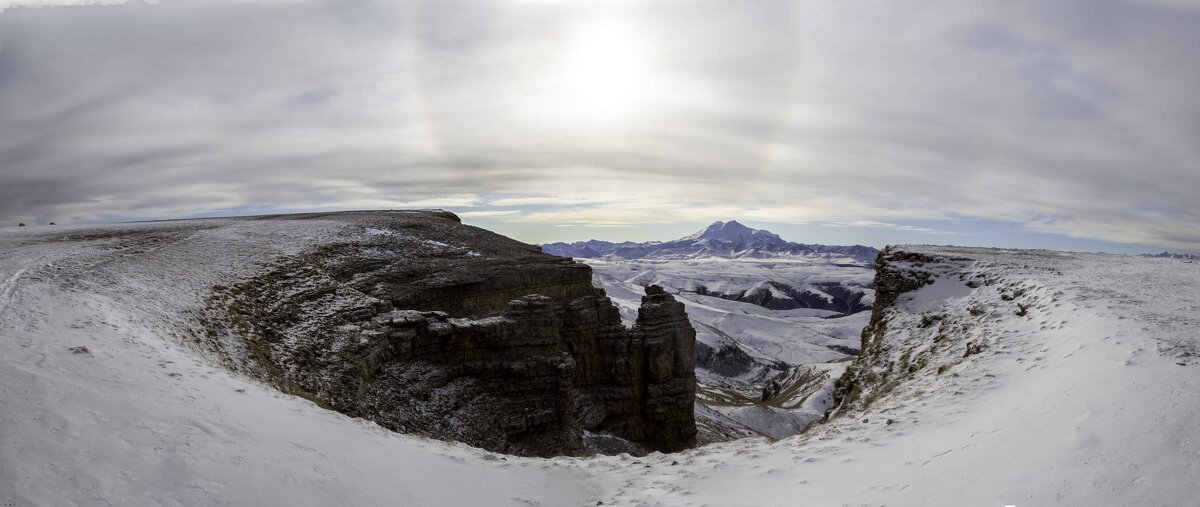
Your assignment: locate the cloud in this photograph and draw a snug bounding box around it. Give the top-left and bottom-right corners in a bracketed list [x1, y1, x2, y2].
[821, 221, 943, 234]
[0, 0, 1197, 251]
[457, 210, 521, 218]
[1, 0, 140, 11]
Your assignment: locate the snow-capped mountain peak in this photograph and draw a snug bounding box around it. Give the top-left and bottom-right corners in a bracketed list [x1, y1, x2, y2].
[542, 220, 879, 265]
[681, 220, 783, 244]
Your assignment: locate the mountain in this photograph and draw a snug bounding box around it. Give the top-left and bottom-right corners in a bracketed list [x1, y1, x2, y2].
[680, 220, 782, 243]
[556, 221, 878, 441]
[1142, 251, 1200, 260]
[541, 220, 879, 265]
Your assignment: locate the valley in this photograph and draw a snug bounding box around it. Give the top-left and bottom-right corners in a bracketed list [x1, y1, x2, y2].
[548, 220, 878, 442]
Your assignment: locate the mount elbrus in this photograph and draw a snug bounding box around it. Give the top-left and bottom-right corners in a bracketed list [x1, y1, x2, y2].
[542, 220, 878, 265]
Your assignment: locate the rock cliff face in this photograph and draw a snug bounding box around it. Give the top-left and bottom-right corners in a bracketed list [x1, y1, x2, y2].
[202, 211, 696, 457]
[828, 247, 973, 417]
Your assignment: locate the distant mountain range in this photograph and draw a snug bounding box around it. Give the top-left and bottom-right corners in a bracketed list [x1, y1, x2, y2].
[541, 220, 879, 265]
[1141, 251, 1200, 260]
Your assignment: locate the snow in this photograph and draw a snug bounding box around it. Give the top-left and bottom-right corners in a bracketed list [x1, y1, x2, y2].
[586, 257, 871, 366]
[679, 220, 781, 244]
[582, 256, 873, 441]
[422, 239, 450, 248]
[363, 227, 395, 236]
[542, 220, 878, 265]
[0, 219, 589, 506]
[902, 273, 975, 313]
[3, 221, 1198, 506]
[746, 280, 793, 301]
[702, 362, 848, 440]
[562, 246, 1200, 505]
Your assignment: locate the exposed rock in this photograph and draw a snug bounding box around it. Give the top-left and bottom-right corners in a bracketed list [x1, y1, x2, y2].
[828, 247, 974, 418]
[695, 341, 760, 377]
[829, 248, 938, 415]
[761, 376, 783, 401]
[626, 285, 698, 450]
[1142, 251, 1200, 260]
[203, 211, 696, 457]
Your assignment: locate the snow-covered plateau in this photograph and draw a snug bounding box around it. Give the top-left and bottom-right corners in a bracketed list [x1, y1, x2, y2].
[2, 217, 1198, 506]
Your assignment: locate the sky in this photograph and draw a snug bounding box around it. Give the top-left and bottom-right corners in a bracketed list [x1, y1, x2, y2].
[1, 0, 1198, 254]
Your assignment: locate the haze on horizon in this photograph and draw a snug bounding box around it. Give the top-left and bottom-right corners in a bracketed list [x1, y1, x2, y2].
[1, 0, 1198, 254]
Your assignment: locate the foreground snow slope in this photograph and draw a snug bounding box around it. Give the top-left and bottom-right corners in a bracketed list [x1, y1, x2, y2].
[3, 218, 1197, 506]
[0, 218, 589, 506]
[573, 246, 1200, 506]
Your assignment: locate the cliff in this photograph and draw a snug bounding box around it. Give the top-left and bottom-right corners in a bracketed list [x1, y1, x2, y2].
[202, 211, 697, 456]
[828, 246, 989, 417]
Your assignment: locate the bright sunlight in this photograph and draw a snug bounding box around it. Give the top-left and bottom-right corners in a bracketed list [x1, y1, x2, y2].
[552, 19, 654, 123]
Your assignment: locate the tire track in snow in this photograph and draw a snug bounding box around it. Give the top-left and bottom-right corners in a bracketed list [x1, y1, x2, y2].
[0, 264, 34, 321]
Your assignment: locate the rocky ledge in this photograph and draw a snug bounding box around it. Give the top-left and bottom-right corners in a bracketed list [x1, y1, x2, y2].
[827, 246, 976, 417]
[201, 211, 696, 457]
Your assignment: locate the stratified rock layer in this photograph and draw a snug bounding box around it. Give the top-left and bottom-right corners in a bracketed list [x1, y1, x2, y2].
[203, 211, 696, 456]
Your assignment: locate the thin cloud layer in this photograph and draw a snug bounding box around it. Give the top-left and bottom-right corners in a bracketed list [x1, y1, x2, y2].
[1, 0, 1197, 251]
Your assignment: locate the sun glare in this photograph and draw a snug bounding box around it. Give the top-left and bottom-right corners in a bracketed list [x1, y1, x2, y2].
[553, 19, 653, 123]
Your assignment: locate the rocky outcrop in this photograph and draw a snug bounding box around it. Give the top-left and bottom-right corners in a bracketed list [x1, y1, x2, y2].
[202, 211, 696, 457]
[627, 285, 698, 449]
[695, 341, 762, 378]
[828, 248, 938, 415]
[828, 247, 974, 417]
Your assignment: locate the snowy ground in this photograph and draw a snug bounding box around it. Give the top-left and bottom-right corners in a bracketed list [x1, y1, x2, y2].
[0, 219, 590, 506]
[3, 220, 1198, 506]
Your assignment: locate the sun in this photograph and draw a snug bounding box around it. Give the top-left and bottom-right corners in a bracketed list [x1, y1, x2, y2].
[552, 19, 654, 123]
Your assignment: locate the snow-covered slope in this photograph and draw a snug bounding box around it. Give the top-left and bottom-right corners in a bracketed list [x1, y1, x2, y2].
[567, 246, 1200, 506]
[3, 220, 1197, 506]
[542, 220, 879, 265]
[0, 218, 590, 505]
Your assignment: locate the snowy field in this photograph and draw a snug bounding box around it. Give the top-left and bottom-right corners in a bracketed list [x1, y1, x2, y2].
[2, 219, 1198, 505]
